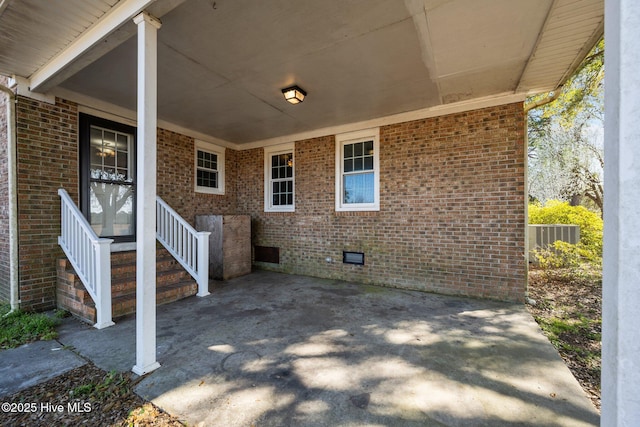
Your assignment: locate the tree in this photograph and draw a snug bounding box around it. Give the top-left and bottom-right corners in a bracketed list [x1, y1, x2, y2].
[525, 38, 604, 216]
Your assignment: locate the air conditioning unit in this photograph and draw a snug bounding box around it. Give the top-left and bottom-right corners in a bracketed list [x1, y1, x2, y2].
[528, 224, 581, 262]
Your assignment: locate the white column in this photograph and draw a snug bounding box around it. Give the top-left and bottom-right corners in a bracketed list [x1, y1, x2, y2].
[132, 11, 161, 376]
[602, 0, 640, 425]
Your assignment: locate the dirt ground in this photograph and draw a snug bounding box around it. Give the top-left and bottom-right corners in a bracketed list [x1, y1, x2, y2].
[526, 266, 602, 411]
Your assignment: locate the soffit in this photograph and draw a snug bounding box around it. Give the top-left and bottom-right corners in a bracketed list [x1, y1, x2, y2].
[0, 0, 119, 78]
[0, 0, 604, 146]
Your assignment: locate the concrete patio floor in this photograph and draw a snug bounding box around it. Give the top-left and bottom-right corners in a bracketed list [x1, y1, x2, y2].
[57, 271, 599, 426]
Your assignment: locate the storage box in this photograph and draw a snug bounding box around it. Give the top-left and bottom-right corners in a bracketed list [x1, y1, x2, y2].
[195, 215, 251, 280]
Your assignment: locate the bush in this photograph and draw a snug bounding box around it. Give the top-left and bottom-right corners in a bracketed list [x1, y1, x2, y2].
[533, 241, 583, 269]
[529, 200, 603, 267]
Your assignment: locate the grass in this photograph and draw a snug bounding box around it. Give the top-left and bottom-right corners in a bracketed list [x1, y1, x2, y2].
[0, 303, 60, 349]
[537, 315, 601, 357]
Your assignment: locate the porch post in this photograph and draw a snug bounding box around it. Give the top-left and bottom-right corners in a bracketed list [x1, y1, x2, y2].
[132, 11, 161, 376]
[602, 0, 640, 424]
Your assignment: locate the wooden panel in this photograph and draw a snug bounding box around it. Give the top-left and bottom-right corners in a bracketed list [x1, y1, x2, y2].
[221, 215, 251, 280]
[196, 215, 224, 279]
[196, 215, 251, 280]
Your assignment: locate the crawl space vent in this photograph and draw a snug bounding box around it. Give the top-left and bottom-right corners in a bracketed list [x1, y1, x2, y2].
[343, 251, 365, 265]
[254, 246, 280, 264]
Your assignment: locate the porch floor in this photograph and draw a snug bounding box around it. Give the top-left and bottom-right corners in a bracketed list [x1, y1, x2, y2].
[56, 271, 599, 426]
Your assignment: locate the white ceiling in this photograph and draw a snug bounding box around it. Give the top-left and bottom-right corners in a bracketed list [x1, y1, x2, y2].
[0, 0, 604, 146]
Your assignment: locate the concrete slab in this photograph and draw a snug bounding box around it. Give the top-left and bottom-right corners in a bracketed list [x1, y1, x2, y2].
[57, 271, 600, 426]
[0, 340, 86, 397]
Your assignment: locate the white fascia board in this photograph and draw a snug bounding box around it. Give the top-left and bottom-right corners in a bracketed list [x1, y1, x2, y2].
[55, 88, 524, 152]
[9, 76, 55, 104]
[29, 0, 157, 92]
[56, 87, 238, 150]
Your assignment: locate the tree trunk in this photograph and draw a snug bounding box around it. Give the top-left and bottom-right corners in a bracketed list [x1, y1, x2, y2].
[570, 194, 583, 206]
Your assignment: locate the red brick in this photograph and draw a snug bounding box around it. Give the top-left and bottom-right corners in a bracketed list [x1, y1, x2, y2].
[11, 96, 526, 311]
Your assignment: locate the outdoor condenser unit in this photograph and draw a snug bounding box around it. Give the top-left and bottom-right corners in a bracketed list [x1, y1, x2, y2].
[528, 224, 581, 262]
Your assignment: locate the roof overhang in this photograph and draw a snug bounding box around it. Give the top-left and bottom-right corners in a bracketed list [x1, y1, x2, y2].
[0, 0, 603, 147]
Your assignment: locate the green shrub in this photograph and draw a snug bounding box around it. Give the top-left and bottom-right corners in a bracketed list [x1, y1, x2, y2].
[533, 241, 583, 269]
[529, 200, 603, 266]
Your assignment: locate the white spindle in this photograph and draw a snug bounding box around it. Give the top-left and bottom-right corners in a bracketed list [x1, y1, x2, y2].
[156, 197, 210, 297]
[58, 189, 114, 329]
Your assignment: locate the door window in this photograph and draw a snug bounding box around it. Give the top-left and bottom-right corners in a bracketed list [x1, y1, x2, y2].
[80, 114, 136, 241]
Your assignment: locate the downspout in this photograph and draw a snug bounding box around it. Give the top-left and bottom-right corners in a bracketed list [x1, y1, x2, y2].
[0, 82, 19, 312]
[523, 85, 564, 113]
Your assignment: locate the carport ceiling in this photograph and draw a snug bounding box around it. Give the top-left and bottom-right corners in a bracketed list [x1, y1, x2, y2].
[0, 0, 603, 146]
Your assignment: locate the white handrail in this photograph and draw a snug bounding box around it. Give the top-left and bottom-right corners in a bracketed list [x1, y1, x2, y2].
[58, 188, 114, 329]
[156, 196, 210, 297]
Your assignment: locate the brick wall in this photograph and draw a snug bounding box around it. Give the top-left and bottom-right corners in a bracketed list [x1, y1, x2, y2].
[15, 97, 78, 311]
[157, 128, 237, 223]
[12, 104, 237, 311]
[14, 96, 525, 311]
[0, 77, 9, 304]
[241, 103, 527, 301]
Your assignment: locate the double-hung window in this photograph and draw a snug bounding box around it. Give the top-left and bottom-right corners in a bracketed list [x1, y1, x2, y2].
[194, 141, 225, 194]
[80, 114, 136, 243]
[264, 144, 295, 212]
[335, 128, 380, 211]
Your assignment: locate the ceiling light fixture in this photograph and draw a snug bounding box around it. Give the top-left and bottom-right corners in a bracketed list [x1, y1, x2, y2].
[281, 85, 306, 104]
[97, 147, 115, 157]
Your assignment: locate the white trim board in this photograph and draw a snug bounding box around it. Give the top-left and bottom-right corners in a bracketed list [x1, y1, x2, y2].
[56, 87, 525, 151]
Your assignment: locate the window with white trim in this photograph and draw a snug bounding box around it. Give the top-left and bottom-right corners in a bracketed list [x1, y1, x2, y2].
[264, 144, 295, 212]
[194, 141, 225, 194]
[335, 128, 380, 211]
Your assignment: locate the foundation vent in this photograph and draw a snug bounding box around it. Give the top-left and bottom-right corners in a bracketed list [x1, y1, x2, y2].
[255, 246, 280, 264]
[343, 251, 364, 265]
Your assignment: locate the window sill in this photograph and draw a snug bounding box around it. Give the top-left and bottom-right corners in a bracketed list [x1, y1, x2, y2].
[334, 210, 379, 217]
[265, 207, 295, 213]
[111, 242, 137, 252]
[195, 187, 225, 195]
[335, 204, 380, 212]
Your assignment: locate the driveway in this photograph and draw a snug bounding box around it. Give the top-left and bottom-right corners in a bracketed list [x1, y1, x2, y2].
[57, 271, 599, 426]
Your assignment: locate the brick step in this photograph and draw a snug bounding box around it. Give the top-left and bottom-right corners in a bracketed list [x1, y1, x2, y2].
[59, 253, 189, 290]
[56, 248, 201, 326]
[111, 268, 193, 298]
[110, 246, 172, 263]
[110, 256, 185, 282]
[95, 280, 198, 319]
[70, 269, 193, 303]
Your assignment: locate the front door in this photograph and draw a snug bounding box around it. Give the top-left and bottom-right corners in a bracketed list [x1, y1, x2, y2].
[80, 114, 136, 242]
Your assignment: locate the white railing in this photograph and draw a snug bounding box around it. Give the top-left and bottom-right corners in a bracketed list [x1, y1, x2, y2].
[58, 189, 114, 329]
[156, 196, 211, 297]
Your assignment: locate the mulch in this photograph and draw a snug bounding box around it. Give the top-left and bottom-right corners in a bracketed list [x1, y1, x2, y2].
[1, 363, 184, 426]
